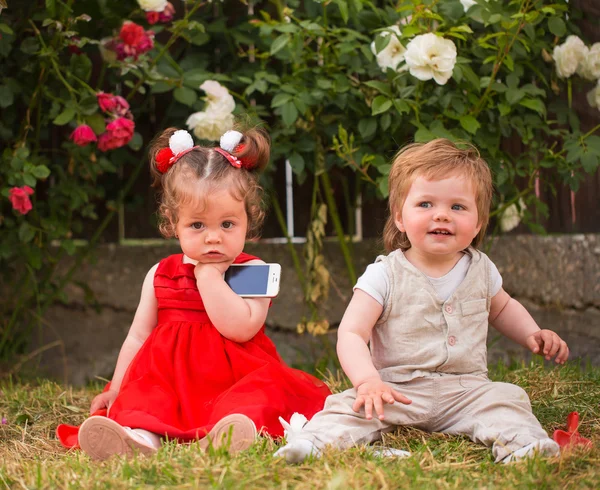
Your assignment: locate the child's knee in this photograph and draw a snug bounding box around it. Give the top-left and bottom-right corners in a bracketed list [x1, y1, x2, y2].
[323, 389, 357, 412]
[495, 382, 530, 403]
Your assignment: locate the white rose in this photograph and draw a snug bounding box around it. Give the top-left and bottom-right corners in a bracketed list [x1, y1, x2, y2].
[137, 0, 168, 12]
[499, 199, 526, 233]
[578, 43, 600, 81]
[186, 111, 235, 141]
[199, 80, 235, 114]
[200, 80, 230, 100]
[404, 33, 457, 85]
[370, 26, 407, 72]
[206, 93, 236, 115]
[553, 35, 588, 79]
[587, 80, 600, 110]
[460, 0, 477, 11]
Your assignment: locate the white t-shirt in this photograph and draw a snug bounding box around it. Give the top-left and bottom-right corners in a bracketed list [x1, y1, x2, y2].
[355, 253, 502, 305]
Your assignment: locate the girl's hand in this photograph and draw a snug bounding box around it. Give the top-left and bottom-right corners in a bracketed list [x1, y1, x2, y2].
[90, 389, 118, 414]
[352, 376, 412, 420]
[525, 329, 569, 364]
[193, 261, 231, 280]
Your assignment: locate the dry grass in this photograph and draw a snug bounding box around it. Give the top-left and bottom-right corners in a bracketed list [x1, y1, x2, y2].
[1, 361, 599, 489]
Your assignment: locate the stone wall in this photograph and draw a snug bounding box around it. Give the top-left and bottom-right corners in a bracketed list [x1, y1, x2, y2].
[30, 234, 600, 385]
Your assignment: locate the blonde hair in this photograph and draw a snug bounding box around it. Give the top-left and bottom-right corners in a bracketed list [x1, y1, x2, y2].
[383, 138, 493, 253]
[148, 126, 270, 239]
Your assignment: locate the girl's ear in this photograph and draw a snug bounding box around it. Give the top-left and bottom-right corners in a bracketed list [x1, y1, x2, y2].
[394, 208, 405, 233]
[164, 209, 177, 237]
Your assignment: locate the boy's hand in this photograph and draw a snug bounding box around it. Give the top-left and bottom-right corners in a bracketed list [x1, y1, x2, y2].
[352, 376, 412, 420]
[90, 389, 118, 414]
[525, 329, 569, 364]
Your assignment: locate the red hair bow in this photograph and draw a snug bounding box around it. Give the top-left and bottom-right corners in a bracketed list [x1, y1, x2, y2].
[156, 148, 175, 173]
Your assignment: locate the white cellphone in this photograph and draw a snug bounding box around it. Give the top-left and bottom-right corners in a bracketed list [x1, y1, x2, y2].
[224, 263, 281, 298]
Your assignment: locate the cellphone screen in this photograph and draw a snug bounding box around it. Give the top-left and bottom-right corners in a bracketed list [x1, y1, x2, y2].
[224, 265, 269, 295]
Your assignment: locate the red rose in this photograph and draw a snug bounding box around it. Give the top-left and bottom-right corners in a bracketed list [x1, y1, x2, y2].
[119, 21, 145, 47]
[146, 12, 160, 24]
[9, 186, 34, 215]
[108, 117, 135, 139]
[70, 124, 97, 146]
[98, 117, 135, 152]
[68, 37, 83, 55]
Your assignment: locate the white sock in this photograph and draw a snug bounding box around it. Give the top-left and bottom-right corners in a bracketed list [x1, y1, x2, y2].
[274, 439, 319, 464]
[370, 447, 411, 458]
[126, 428, 161, 449]
[502, 438, 560, 464]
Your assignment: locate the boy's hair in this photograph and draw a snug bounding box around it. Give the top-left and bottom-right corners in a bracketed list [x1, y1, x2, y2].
[383, 138, 493, 253]
[148, 126, 270, 239]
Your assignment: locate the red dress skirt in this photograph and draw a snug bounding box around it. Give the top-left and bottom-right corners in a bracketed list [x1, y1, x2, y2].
[58, 252, 330, 446]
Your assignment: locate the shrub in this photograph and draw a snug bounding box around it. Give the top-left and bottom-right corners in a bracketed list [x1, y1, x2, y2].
[0, 0, 598, 357]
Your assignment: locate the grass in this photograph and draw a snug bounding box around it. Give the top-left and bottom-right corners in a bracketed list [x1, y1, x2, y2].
[1, 360, 599, 489]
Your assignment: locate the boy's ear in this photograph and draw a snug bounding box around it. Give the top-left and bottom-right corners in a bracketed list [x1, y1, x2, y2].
[394, 208, 405, 233]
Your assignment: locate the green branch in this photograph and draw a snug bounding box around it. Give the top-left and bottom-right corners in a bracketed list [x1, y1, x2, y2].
[319, 170, 356, 285]
[471, 0, 532, 116]
[126, 0, 205, 102]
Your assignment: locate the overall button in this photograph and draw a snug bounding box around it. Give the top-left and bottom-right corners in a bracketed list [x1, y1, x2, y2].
[448, 336, 456, 346]
[445, 304, 453, 314]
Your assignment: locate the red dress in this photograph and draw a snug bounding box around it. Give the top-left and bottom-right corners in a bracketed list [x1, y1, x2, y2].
[58, 252, 330, 446]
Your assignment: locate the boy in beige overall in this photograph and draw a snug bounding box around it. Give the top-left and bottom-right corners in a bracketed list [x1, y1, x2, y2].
[275, 139, 569, 464]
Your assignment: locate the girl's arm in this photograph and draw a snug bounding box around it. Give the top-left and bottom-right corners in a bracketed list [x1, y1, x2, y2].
[337, 289, 411, 420]
[195, 260, 270, 343]
[489, 288, 569, 363]
[90, 264, 159, 413]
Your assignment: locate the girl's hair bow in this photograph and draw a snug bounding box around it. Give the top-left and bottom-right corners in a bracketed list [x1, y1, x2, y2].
[156, 130, 198, 174]
[214, 130, 256, 170]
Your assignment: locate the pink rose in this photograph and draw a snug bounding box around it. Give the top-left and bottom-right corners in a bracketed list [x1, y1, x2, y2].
[146, 3, 174, 24]
[97, 92, 116, 113]
[70, 124, 97, 146]
[9, 186, 34, 215]
[98, 117, 135, 152]
[136, 31, 155, 54]
[160, 3, 175, 23]
[97, 93, 130, 115]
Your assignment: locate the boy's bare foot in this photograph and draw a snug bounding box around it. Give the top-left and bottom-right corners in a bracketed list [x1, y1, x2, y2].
[78, 416, 159, 461]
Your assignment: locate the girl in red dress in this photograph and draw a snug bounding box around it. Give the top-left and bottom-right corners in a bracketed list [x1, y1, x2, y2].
[70, 127, 331, 460]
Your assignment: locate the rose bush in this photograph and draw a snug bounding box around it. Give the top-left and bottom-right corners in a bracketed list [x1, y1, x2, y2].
[0, 0, 205, 357]
[0, 0, 599, 355]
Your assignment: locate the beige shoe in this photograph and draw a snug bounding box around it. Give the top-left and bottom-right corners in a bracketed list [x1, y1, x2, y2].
[198, 414, 257, 454]
[78, 416, 158, 461]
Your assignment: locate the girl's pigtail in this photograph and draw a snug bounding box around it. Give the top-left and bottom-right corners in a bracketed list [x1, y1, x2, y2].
[232, 127, 270, 172]
[148, 127, 179, 189]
